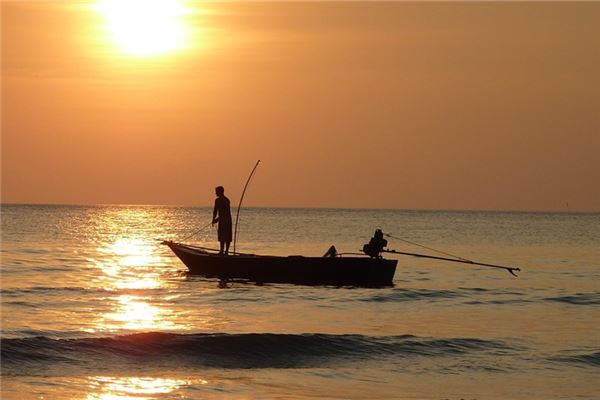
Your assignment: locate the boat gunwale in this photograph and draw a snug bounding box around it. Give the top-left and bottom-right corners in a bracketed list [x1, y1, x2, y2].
[164, 241, 279, 258]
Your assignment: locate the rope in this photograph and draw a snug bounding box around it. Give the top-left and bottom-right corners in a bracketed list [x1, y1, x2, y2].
[383, 232, 472, 262]
[179, 221, 214, 242]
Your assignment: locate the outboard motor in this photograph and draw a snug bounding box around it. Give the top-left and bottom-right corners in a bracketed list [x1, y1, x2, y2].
[363, 229, 388, 258]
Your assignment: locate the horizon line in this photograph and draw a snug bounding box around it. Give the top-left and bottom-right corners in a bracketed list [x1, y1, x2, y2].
[1, 202, 597, 214]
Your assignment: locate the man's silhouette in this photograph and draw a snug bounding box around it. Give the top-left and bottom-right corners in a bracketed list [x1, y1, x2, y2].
[212, 186, 232, 255]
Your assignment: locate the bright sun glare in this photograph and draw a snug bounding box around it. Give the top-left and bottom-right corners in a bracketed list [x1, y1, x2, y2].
[95, 0, 189, 56]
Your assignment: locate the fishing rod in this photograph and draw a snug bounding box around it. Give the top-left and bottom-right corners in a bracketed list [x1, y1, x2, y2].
[178, 220, 213, 242]
[382, 248, 521, 277]
[233, 159, 261, 254]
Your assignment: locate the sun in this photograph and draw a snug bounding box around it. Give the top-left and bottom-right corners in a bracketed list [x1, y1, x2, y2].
[95, 0, 189, 56]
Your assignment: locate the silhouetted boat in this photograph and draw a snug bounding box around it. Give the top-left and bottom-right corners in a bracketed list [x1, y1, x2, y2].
[162, 241, 397, 287]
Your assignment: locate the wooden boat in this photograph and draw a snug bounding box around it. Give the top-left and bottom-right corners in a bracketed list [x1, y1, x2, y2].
[163, 225, 520, 286]
[163, 163, 520, 287]
[163, 241, 398, 287]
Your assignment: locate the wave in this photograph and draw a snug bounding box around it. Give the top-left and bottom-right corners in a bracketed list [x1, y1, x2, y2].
[464, 299, 530, 305]
[0, 287, 90, 296]
[545, 292, 600, 305]
[1, 332, 516, 374]
[358, 288, 463, 302]
[359, 288, 532, 305]
[549, 351, 600, 368]
[1, 286, 167, 298]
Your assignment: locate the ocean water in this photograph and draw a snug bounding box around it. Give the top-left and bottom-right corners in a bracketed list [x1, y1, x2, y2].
[1, 204, 599, 399]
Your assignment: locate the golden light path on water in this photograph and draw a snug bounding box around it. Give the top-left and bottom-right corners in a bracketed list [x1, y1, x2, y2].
[86, 376, 205, 400]
[85, 208, 196, 333]
[96, 238, 165, 290]
[75, 208, 216, 398]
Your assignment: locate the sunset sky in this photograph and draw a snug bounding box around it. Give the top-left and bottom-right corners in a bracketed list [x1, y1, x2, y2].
[2, 1, 599, 211]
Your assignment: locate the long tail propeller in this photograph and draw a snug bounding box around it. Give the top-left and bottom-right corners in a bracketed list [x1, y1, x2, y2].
[383, 248, 521, 277]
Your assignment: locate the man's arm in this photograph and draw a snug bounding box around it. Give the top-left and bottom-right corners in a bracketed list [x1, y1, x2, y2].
[212, 199, 219, 224]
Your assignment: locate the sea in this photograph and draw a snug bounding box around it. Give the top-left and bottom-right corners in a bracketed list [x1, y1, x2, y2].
[1, 204, 599, 399]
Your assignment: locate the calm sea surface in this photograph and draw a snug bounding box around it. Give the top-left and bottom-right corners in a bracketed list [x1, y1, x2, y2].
[1, 205, 599, 399]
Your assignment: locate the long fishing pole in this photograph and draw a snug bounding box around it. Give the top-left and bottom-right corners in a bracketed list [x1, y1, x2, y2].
[383, 249, 521, 277]
[179, 221, 213, 242]
[233, 159, 261, 254]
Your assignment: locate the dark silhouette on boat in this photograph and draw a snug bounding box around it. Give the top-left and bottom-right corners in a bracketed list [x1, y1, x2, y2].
[163, 227, 521, 286]
[212, 185, 232, 255]
[163, 229, 397, 287]
[165, 162, 520, 287]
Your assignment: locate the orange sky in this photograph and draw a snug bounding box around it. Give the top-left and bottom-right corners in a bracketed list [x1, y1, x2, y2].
[2, 1, 599, 211]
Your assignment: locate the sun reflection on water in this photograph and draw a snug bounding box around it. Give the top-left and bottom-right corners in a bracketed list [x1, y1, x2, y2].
[86, 208, 192, 333]
[95, 238, 166, 290]
[86, 376, 199, 400]
[101, 295, 178, 331]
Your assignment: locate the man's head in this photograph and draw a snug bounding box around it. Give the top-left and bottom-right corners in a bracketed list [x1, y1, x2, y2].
[215, 186, 225, 197]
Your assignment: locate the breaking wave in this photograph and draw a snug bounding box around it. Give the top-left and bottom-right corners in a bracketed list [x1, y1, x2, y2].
[1, 332, 516, 373]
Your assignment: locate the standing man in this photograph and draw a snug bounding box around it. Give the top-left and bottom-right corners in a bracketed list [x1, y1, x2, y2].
[212, 186, 232, 255]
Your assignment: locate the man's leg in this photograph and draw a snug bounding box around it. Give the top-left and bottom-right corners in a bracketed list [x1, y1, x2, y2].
[225, 241, 231, 255]
[219, 241, 225, 255]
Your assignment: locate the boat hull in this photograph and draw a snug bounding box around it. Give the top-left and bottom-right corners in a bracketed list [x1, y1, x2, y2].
[165, 242, 397, 287]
